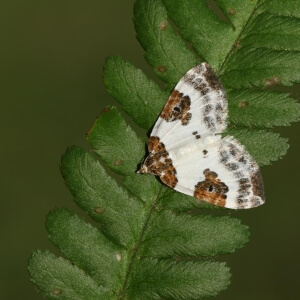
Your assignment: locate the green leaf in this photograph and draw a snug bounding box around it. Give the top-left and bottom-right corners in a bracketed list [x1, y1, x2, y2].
[122, 174, 161, 206]
[227, 89, 300, 128]
[87, 106, 145, 175]
[221, 47, 300, 88]
[139, 211, 249, 258]
[133, 0, 198, 84]
[29, 0, 300, 299]
[126, 259, 230, 300]
[104, 56, 168, 129]
[28, 251, 112, 300]
[162, 0, 257, 71]
[240, 12, 300, 51]
[46, 208, 127, 288]
[60, 146, 146, 247]
[258, 0, 300, 17]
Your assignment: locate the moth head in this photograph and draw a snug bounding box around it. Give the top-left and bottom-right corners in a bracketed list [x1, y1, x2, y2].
[137, 163, 148, 174]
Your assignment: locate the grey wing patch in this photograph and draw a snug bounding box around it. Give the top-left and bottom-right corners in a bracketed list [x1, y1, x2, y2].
[219, 136, 265, 209]
[183, 63, 228, 133]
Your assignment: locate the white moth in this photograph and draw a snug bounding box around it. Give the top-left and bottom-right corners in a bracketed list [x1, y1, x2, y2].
[139, 63, 265, 209]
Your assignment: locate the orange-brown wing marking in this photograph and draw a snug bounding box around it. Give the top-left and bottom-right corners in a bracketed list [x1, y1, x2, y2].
[160, 89, 192, 125]
[143, 136, 178, 188]
[194, 168, 228, 207]
[160, 165, 178, 188]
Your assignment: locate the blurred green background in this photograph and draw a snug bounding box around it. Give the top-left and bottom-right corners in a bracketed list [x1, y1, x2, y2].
[1, 1, 300, 299]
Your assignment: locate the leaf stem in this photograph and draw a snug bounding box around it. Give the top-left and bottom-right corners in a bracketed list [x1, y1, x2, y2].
[117, 185, 164, 299]
[218, 0, 260, 75]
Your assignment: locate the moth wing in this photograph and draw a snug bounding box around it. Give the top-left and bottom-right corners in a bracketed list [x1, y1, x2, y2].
[150, 63, 227, 153]
[163, 135, 264, 209]
[142, 63, 264, 209]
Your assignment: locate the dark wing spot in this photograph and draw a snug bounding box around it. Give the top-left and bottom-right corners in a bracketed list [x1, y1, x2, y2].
[160, 90, 192, 125]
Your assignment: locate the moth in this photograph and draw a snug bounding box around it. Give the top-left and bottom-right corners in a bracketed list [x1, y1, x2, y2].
[138, 63, 265, 209]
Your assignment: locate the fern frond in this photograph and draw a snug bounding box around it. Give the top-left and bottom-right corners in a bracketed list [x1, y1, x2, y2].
[28, 1, 300, 299]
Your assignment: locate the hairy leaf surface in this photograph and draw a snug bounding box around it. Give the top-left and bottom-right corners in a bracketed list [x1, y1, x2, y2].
[28, 251, 112, 300]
